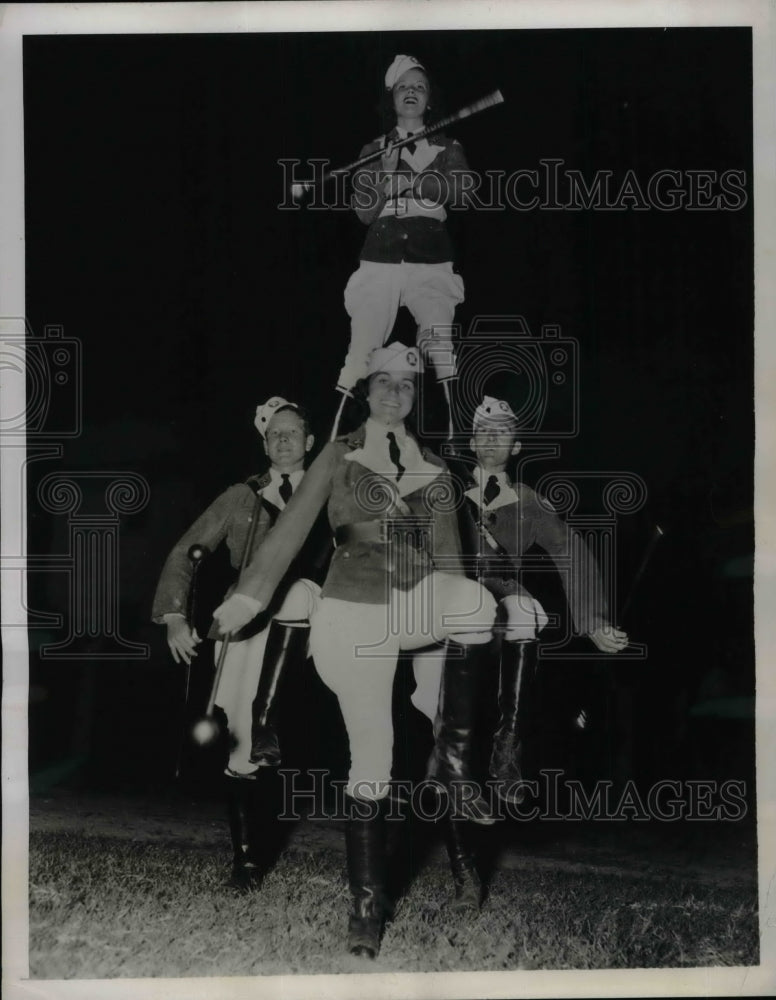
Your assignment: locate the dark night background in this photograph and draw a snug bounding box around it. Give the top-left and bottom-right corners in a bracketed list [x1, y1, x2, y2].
[23, 30, 754, 811]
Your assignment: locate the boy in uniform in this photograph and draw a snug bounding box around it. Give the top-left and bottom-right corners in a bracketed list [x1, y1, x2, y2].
[463, 396, 629, 801]
[152, 397, 323, 889]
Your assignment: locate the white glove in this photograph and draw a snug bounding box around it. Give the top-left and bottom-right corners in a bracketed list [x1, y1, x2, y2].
[213, 593, 263, 636]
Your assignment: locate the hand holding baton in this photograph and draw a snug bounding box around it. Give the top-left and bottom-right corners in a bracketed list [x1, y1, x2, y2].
[190, 494, 264, 747]
[291, 89, 505, 202]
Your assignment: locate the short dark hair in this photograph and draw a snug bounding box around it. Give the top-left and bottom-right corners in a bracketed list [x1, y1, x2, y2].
[273, 403, 313, 438]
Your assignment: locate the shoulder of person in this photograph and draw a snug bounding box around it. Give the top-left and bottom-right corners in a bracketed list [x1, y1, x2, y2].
[210, 482, 262, 516]
[359, 134, 389, 158]
[307, 437, 355, 467]
[217, 480, 257, 499]
[516, 482, 558, 514]
[245, 470, 271, 489]
[336, 424, 367, 450]
[431, 131, 462, 149]
[418, 441, 449, 471]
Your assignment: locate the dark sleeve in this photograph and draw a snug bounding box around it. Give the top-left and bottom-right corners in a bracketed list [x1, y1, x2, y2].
[235, 444, 339, 608]
[351, 140, 390, 225]
[151, 485, 250, 623]
[414, 139, 474, 209]
[532, 503, 609, 635]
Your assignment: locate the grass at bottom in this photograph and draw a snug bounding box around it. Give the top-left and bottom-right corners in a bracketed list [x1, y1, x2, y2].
[29, 830, 758, 978]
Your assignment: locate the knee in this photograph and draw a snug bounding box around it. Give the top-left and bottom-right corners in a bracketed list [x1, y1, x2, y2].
[463, 578, 497, 623]
[500, 593, 548, 640]
[276, 578, 321, 623]
[443, 576, 497, 637]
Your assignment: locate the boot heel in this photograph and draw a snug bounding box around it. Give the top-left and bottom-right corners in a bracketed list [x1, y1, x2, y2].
[347, 896, 384, 958]
[345, 795, 388, 959]
[443, 817, 482, 911]
[225, 776, 265, 893]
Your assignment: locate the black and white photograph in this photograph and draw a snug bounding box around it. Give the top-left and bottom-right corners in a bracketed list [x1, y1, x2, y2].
[2, 2, 774, 997]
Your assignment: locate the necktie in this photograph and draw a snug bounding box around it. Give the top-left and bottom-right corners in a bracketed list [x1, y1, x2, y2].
[483, 474, 500, 506]
[404, 131, 416, 155]
[279, 474, 293, 505]
[386, 432, 405, 481]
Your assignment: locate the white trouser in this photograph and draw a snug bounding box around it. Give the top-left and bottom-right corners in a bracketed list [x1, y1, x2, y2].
[215, 578, 321, 776]
[309, 572, 496, 800]
[339, 260, 464, 389]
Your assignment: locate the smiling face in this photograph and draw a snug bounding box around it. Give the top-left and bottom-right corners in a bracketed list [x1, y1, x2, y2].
[470, 419, 521, 472]
[367, 371, 416, 427]
[392, 67, 430, 126]
[263, 408, 314, 472]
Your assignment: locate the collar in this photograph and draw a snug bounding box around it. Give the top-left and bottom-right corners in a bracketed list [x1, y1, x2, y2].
[472, 466, 510, 490]
[339, 422, 446, 469]
[365, 416, 408, 444]
[268, 467, 304, 488]
[466, 467, 518, 512]
[343, 421, 443, 497]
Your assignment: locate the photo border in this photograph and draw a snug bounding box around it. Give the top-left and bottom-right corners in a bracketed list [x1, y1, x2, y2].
[2, 2, 774, 998]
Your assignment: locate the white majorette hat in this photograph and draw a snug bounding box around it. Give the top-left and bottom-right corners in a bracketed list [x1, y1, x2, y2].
[472, 396, 518, 432]
[254, 396, 298, 438]
[367, 342, 423, 376]
[385, 54, 426, 90]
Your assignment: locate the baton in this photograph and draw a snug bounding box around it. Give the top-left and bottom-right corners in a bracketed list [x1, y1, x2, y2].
[618, 523, 664, 627]
[190, 493, 264, 747]
[174, 543, 208, 778]
[290, 89, 505, 201]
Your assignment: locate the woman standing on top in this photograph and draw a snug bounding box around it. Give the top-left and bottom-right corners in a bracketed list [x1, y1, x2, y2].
[335, 54, 472, 436]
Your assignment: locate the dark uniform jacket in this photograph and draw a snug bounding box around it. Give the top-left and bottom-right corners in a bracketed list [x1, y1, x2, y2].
[462, 476, 608, 636]
[151, 470, 328, 639]
[235, 423, 464, 610]
[351, 130, 471, 264]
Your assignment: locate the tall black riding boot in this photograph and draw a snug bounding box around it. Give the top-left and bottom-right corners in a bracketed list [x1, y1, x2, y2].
[443, 816, 481, 910]
[426, 638, 498, 825]
[489, 639, 539, 804]
[345, 795, 389, 959]
[249, 620, 309, 767]
[225, 775, 264, 892]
